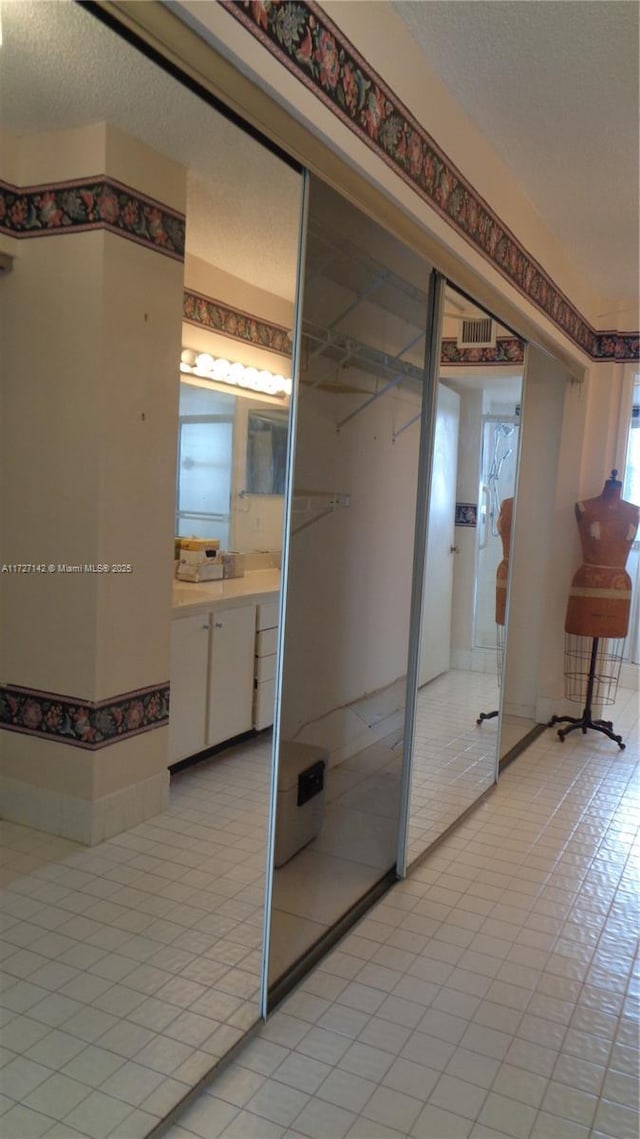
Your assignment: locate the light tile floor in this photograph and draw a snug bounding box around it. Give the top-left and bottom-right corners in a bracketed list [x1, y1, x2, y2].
[409, 672, 499, 864]
[0, 736, 274, 1139]
[165, 682, 639, 1139]
[1, 679, 637, 1138]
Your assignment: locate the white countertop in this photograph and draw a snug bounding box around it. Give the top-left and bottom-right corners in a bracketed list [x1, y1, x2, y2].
[172, 568, 281, 617]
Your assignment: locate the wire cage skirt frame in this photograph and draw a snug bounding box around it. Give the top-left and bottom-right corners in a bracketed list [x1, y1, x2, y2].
[548, 633, 626, 749]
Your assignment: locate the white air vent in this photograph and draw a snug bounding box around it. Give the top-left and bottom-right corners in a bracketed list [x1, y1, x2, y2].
[457, 316, 495, 348]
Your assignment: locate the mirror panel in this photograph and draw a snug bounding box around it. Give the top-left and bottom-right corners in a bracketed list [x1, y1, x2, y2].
[267, 178, 434, 996]
[406, 285, 525, 866]
[0, 0, 303, 1126]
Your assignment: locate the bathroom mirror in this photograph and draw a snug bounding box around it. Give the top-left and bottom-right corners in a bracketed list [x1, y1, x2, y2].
[176, 385, 290, 551]
[406, 284, 525, 867]
[0, 0, 303, 1131]
[246, 409, 289, 496]
[266, 177, 436, 1000]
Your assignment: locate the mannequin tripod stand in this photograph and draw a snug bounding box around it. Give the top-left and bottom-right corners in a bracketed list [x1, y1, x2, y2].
[548, 635, 625, 749]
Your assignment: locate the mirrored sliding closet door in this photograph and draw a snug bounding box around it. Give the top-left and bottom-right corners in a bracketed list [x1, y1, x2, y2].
[404, 284, 526, 869]
[265, 178, 438, 1002]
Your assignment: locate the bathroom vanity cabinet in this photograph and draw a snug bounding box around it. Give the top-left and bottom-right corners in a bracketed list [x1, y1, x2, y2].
[169, 571, 280, 764]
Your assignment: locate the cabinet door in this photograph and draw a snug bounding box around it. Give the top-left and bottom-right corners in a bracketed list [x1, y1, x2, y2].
[169, 614, 210, 763]
[207, 604, 256, 747]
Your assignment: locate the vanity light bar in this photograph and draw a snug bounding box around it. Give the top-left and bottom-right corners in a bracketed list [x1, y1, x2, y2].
[180, 349, 292, 398]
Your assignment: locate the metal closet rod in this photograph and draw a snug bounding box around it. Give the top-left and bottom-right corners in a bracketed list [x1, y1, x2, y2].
[307, 267, 392, 382]
[336, 329, 426, 432]
[304, 326, 422, 381]
[308, 227, 429, 311]
[301, 324, 425, 395]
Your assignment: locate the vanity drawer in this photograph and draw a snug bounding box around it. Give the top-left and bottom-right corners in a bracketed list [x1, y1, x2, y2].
[255, 653, 277, 683]
[256, 627, 278, 657]
[256, 601, 279, 632]
[253, 678, 276, 731]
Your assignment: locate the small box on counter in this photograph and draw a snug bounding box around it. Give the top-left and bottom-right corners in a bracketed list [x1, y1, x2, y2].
[177, 538, 220, 556]
[175, 537, 223, 582]
[221, 551, 245, 579]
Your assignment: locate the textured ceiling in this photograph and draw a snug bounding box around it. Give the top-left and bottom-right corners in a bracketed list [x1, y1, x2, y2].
[0, 0, 302, 301]
[3, 1, 637, 315]
[393, 0, 639, 307]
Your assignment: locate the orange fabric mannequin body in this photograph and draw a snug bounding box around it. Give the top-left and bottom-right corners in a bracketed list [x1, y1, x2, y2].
[495, 497, 514, 626]
[565, 476, 639, 638]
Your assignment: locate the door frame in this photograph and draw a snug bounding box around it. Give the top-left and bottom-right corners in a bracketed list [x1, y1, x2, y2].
[418, 381, 461, 687]
[396, 270, 447, 878]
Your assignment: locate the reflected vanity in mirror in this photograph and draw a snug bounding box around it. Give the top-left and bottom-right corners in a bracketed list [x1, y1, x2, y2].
[175, 385, 289, 554]
[406, 285, 526, 867]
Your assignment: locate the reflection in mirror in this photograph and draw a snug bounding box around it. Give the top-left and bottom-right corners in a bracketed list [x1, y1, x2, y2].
[176, 386, 235, 546]
[267, 178, 433, 996]
[246, 409, 289, 496]
[175, 385, 290, 551]
[406, 285, 525, 866]
[0, 0, 302, 1129]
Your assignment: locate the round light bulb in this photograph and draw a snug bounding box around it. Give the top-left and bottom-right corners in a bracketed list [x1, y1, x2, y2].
[181, 348, 197, 368]
[196, 353, 214, 372]
[229, 362, 244, 384]
[212, 359, 230, 379]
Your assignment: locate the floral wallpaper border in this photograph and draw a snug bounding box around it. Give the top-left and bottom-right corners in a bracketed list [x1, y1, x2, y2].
[0, 176, 185, 262]
[220, 1, 638, 364]
[591, 332, 640, 361]
[185, 289, 527, 366]
[0, 682, 170, 751]
[441, 337, 525, 366]
[183, 289, 293, 356]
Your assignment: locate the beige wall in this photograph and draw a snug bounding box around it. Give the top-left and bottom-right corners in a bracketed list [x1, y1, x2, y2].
[0, 123, 186, 837]
[580, 362, 631, 496]
[1, 231, 103, 695]
[503, 348, 581, 722]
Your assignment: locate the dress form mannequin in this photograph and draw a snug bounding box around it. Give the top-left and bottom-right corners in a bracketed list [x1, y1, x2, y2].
[495, 496, 514, 627]
[549, 471, 639, 748]
[477, 497, 514, 726]
[565, 473, 639, 638]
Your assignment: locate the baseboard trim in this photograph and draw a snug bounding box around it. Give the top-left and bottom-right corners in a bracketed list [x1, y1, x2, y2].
[0, 770, 169, 845]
